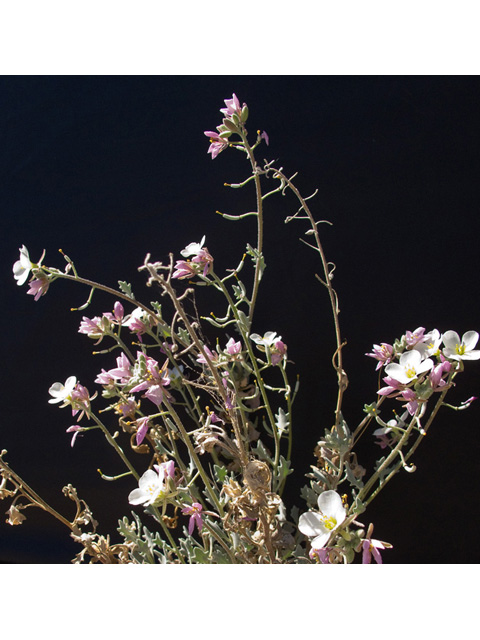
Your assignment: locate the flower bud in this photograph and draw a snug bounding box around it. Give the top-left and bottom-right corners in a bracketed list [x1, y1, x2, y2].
[222, 118, 239, 133]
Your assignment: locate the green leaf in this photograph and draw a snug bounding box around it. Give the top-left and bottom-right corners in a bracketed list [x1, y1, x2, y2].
[118, 280, 135, 299]
[214, 464, 228, 484]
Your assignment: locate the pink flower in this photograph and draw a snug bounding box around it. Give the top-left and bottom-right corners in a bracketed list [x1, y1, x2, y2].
[116, 396, 137, 419]
[78, 315, 108, 342]
[225, 337, 242, 356]
[429, 359, 452, 389]
[366, 343, 394, 370]
[271, 339, 287, 365]
[124, 308, 153, 338]
[220, 93, 243, 118]
[103, 301, 125, 324]
[360, 524, 392, 563]
[362, 538, 388, 563]
[405, 327, 426, 347]
[106, 353, 132, 383]
[181, 502, 203, 535]
[400, 388, 419, 416]
[66, 424, 83, 447]
[135, 416, 151, 446]
[204, 129, 229, 159]
[309, 547, 331, 563]
[70, 383, 95, 421]
[27, 273, 50, 301]
[130, 355, 171, 407]
[94, 369, 116, 386]
[172, 260, 198, 279]
[155, 460, 175, 480]
[173, 237, 213, 279]
[377, 375, 404, 397]
[196, 345, 219, 365]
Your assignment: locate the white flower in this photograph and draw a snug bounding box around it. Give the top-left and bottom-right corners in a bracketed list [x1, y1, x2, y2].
[180, 236, 206, 258]
[13, 245, 34, 286]
[385, 350, 433, 385]
[128, 468, 167, 506]
[414, 328, 442, 358]
[442, 330, 480, 361]
[298, 490, 346, 550]
[48, 376, 77, 405]
[249, 331, 281, 348]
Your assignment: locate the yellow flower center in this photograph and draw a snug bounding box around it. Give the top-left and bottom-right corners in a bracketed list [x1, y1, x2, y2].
[455, 343, 466, 355]
[405, 366, 417, 379]
[322, 516, 337, 531]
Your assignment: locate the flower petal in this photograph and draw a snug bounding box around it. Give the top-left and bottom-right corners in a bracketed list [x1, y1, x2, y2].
[298, 511, 325, 537]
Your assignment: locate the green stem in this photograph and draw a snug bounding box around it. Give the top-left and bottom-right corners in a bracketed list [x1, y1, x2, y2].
[90, 413, 139, 480]
[239, 133, 264, 325]
[211, 272, 280, 474]
[151, 505, 187, 563]
[162, 398, 224, 517]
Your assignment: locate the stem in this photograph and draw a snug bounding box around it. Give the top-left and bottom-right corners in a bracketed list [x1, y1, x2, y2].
[202, 519, 238, 563]
[90, 413, 139, 480]
[46, 269, 159, 324]
[156, 275, 249, 468]
[151, 505, 187, 563]
[0, 453, 74, 531]
[162, 398, 225, 517]
[211, 273, 281, 475]
[238, 133, 264, 325]
[270, 168, 345, 427]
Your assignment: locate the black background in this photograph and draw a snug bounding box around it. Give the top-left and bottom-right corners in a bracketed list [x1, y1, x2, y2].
[1, 76, 479, 563]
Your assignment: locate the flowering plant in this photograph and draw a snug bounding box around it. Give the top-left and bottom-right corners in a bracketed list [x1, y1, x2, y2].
[1, 93, 478, 564]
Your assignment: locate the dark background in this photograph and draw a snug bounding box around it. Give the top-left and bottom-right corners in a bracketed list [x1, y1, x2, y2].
[1, 76, 479, 563]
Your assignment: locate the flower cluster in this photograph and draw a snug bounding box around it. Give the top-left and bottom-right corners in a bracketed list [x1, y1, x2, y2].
[367, 327, 479, 416]
[204, 93, 248, 159]
[250, 331, 288, 365]
[172, 236, 213, 279]
[13, 245, 50, 301]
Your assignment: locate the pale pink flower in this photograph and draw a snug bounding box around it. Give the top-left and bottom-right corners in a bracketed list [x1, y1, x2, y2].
[135, 416, 151, 446]
[130, 355, 171, 407]
[405, 327, 426, 348]
[400, 388, 419, 416]
[361, 525, 392, 564]
[172, 259, 198, 279]
[106, 353, 132, 383]
[366, 343, 394, 370]
[70, 383, 95, 421]
[204, 129, 229, 159]
[181, 502, 204, 535]
[27, 273, 50, 301]
[196, 345, 219, 365]
[225, 337, 242, 356]
[103, 301, 125, 324]
[66, 424, 83, 447]
[116, 396, 137, 419]
[220, 93, 243, 118]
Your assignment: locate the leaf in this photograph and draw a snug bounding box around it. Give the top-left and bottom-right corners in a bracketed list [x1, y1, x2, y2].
[118, 280, 135, 299]
[275, 407, 289, 437]
[276, 455, 293, 483]
[214, 464, 228, 484]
